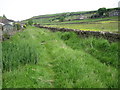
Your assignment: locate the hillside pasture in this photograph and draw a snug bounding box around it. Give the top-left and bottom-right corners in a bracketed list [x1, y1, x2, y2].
[46, 22, 118, 32]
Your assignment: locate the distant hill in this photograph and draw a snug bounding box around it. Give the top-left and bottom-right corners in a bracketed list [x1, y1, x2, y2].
[22, 7, 119, 25]
[22, 10, 97, 24]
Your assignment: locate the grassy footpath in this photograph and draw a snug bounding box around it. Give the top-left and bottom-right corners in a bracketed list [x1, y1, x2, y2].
[2, 26, 118, 88]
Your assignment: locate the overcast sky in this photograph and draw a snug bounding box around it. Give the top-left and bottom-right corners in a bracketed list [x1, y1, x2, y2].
[0, 0, 119, 21]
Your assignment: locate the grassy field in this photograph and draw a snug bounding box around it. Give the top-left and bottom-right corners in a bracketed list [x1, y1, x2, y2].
[45, 16, 118, 32]
[2, 26, 119, 88]
[46, 22, 118, 32]
[30, 15, 119, 33]
[61, 16, 118, 23]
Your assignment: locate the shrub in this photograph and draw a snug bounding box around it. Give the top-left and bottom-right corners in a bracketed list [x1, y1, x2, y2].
[59, 16, 65, 22]
[3, 33, 10, 39]
[14, 23, 21, 30]
[61, 32, 71, 40]
[23, 25, 26, 28]
[28, 19, 33, 26]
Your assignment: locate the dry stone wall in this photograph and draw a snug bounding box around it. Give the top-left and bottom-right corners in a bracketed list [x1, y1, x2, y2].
[0, 25, 2, 41]
[34, 24, 120, 42]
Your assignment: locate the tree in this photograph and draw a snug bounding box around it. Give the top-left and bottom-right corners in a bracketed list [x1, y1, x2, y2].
[59, 14, 66, 22]
[14, 23, 21, 30]
[28, 19, 33, 25]
[59, 16, 65, 22]
[98, 8, 107, 16]
[3, 14, 7, 19]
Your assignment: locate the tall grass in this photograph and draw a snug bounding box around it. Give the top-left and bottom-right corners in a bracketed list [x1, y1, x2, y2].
[2, 26, 119, 88]
[50, 32, 118, 88]
[2, 29, 40, 71]
[58, 32, 118, 68]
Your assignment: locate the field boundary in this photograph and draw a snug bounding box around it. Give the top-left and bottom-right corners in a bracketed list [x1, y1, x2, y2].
[34, 24, 120, 42]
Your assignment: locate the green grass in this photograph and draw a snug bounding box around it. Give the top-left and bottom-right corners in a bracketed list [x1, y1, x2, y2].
[32, 16, 118, 33]
[2, 26, 119, 88]
[2, 29, 40, 71]
[31, 10, 94, 20]
[46, 22, 118, 32]
[46, 16, 118, 32]
[31, 14, 118, 25]
[33, 18, 52, 24]
[61, 16, 118, 23]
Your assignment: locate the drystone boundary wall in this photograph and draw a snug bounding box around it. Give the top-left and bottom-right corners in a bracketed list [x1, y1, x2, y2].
[0, 25, 2, 41]
[34, 24, 120, 42]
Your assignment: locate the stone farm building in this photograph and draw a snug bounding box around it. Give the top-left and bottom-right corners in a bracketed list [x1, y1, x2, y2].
[79, 15, 88, 19]
[2, 24, 14, 35]
[0, 18, 15, 34]
[0, 17, 15, 41]
[109, 10, 120, 16]
[0, 18, 14, 25]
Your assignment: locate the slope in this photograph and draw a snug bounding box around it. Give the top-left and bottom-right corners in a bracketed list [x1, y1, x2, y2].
[2, 26, 118, 88]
